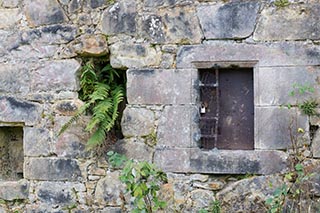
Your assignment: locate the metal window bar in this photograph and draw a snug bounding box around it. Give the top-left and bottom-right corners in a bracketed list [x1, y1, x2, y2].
[199, 66, 220, 149]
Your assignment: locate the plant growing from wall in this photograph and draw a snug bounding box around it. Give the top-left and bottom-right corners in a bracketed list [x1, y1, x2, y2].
[274, 0, 290, 8]
[107, 151, 168, 212]
[58, 59, 125, 149]
[266, 83, 318, 212]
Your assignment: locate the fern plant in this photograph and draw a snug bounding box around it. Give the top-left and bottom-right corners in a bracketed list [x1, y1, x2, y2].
[58, 59, 125, 149]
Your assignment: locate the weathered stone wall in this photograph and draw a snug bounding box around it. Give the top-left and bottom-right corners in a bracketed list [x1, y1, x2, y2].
[0, 0, 319, 212]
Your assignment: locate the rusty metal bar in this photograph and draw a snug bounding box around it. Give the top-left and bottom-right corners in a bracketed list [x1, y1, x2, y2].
[214, 65, 219, 149]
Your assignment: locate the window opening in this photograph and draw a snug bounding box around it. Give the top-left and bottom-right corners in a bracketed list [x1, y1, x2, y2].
[0, 127, 24, 181]
[199, 67, 254, 150]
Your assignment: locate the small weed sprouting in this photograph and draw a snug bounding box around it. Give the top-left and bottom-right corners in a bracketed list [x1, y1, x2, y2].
[298, 99, 318, 116]
[107, 151, 168, 213]
[274, 0, 290, 8]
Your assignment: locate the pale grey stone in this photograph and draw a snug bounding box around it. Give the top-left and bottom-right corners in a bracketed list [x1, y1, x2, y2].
[176, 42, 320, 68]
[154, 148, 190, 172]
[95, 171, 125, 206]
[0, 63, 30, 95]
[2, 0, 19, 8]
[24, 0, 67, 27]
[36, 181, 85, 205]
[190, 189, 214, 210]
[157, 6, 202, 44]
[190, 149, 288, 174]
[160, 53, 175, 69]
[256, 107, 309, 150]
[69, 0, 82, 13]
[0, 97, 41, 126]
[121, 107, 155, 137]
[254, 4, 320, 41]
[31, 59, 80, 92]
[0, 9, 21, 29]
[24, 127, 51, 157]
[126, 69, 198, 104]
[216, 175, 283, 212]
[158, 106, 198, 148]
[197, 1, 260, 39]
[87, 0, 107, 9]
[54, 116, 90, 158]
[24, 158, 81, 181]
[140, 14, 165, 43]
[112, 138, 154, 162]
[311, 129, 320, 158]
[0, 180, 29, 201]
[110, 42, 161, 68]
[144, 0, 192, 7]
[257, 66, 320, 106]
[100, 207, 122, 213]
[101, 1, 136, 35]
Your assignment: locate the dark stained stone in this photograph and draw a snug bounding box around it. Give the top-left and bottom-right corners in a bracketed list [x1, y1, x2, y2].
[24, 0, 67, 27]
[101, 1, 136, 35]
[141, 15, 165, 43]
[24, 158, 81, 181]
[0, 96, 40, 126]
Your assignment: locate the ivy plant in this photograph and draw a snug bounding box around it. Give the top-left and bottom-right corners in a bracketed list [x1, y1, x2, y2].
[58, 59, 125, 149]
[107, 151, 168, 213]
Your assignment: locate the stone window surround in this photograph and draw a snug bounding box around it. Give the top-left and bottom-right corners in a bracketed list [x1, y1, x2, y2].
[152, 42, 320, 175]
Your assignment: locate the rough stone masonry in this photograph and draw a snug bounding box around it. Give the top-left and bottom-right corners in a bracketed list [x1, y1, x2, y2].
[0, 0, 319, 212]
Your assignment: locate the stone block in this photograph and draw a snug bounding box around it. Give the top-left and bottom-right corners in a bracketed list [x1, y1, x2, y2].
[71, 34, 109, 56]
[190, 189, 214, 210]
[24, 158, 81, 181]
[31, 59, 80, 92]
[190, 149, 288, 174]
[87, 0, 107, 9]
[255, 107, 309, 150]
[127, 69, 198, 104]
[101, 1, 136, 35]
[110, 42, 161, 68]
[0, 9, 21, 29]
[2, 0, 19, 8]
[311, 129, 320, 158]
[157, 106, 198, 148]
[121, 107, 155, 137]
[154, 148, 190, 172]
[140, 14, 165, 43]
[94, 171, 125, 206]
[257, 66, 320, 105]
[24, 127, 51, 157]
[254, 4, 320, 41]
[112, 138, 154, 163]
[22, 25, 78, 45]
[157, 6, 202, 44]
[0, 96, 41, 126]
[197, 1, 260, 39]
[143, 0, 191, 7]
[176, 42, 320, 68]
[54, 100, 84, 116]
[0, 63, 30, 95]
[54, 116, 90, 158]
[36, 181, 85, 205]
[0, 180, 29, 201]
[216, 175, 283, 212]
[24, 0, 67, 27]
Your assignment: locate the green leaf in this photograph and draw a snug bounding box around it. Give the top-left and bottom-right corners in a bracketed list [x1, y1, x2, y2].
[295, 163, 303, 172]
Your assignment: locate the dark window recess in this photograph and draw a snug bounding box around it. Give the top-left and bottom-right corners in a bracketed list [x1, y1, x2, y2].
[199, 67, 254, 150]
[0, 127, 24, 181]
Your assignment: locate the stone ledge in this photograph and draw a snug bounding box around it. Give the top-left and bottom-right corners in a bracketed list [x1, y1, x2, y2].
[176, 42, 320, 68]
[154, 148, 288, 175]
[0, 180, 29, 201]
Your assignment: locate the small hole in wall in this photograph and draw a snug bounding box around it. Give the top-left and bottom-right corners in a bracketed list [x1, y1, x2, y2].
[0, 127, 24, 181]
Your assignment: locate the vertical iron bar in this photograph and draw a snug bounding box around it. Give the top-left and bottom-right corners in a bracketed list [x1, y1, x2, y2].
[214, 65, 219, 148]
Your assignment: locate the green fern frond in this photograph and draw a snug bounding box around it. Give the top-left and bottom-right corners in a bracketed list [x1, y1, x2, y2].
[89, 83, 110, 103]
[86, 126, 107, 149]
[57, 102, 91, 137]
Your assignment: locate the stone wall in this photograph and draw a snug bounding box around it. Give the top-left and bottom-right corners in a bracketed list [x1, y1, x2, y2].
[0, 0, 320, 212]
